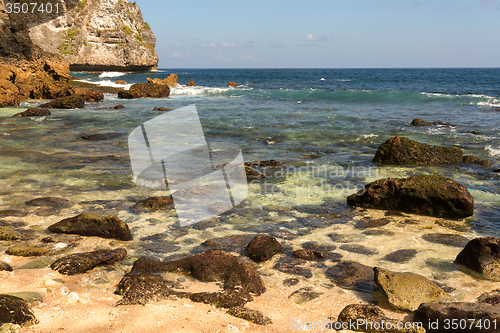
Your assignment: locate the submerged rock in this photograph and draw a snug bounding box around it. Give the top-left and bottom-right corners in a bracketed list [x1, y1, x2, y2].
[13, 108, 51, 117]
[226, 307, 272, 325]
[245, 234, 282, 262]
[410, 118, 448, 127]
[288, 287, 322, 304]
[293, 249, 324, 261]
[347, 175, 474, 219]
[422, 233, 469, 247]
[374, 267, 447, 311]
[25, 197, 71, 208]
[118, 83, 170, 99]
[413, 302, 500, 333]
[5, 246, 48, 257]
[40, 95, 85, 109]
[0, 262, 13, 272]
[48, 212, 132, 241]
[462, 155, 491, 167]
[455, 237, 500, 281]
[0, 295, 38, 327]
[382, 249, 418, 263]
[373, 136, 463, 165]
[51, 248, 127, 275]
[477, 289, 500, 306]
[338, 304, 425, 333]
[133, 196, 173, 211]
[325, 261, 375, 292]
[0, 227, 24, 241]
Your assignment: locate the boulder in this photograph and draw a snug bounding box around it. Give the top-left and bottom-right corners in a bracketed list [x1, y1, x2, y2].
[226, 307, 272, 325]
[338, 304, 425, 333]
[186, 81, 197, 86]
[118, 83, 170, 99]
[325, 261, 375, 292]
[48, 212, 132, 241]
[133, 196, 173, 211]
[413, 302, 500, 333]
[373, 136, 463, 165]
[0, 295, 38, 326]
[455, 237, 500, 281]
[115, 80, 127, 85]
[228, 82, 238, 87]
[25, 197, 71, 208]
[0, 262, 13, 272]
[245, 234, 282, 262]
[5, 246, 49, 257]
[13, 108, 51, 117]
[153, 107, 170, 111]
[40, 95, 85, 109]
[347, 175, 474, 219]
[462, 155, 491, 167]
[374, 267, 447, 312]
[51, 248, 127, 275]
[410, 118, 448, 126]
[146, 74, 180, 87]
[113, 104, 125, 109]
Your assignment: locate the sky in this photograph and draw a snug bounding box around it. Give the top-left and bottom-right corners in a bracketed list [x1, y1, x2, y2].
[134, 0, 500, 68]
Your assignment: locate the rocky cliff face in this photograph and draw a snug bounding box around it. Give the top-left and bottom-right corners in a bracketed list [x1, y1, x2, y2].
[0, 0, 74, 106]
[28, 0, 159, 71]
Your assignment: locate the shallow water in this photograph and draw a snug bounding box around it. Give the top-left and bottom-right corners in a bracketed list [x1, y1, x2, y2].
[1, 69, 500, 315]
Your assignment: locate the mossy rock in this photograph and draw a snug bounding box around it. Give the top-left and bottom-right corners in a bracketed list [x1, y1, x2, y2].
[347, 175, 474, 219]
[227, 307, 272, 325]
[51, 248, 127, 275]
[17, 257, 55, 269]
[0, 295, 38, 326]
[5, 246, 48, 257]
[0, 227, 24, 241]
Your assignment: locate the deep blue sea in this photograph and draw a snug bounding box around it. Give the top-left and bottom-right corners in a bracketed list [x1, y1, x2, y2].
[1, 69, 500, 285]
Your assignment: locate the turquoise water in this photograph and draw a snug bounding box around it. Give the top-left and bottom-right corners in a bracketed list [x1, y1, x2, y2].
[1, 68, 500, 245]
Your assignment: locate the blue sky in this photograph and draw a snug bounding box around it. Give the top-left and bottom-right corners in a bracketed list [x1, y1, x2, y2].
[134, 0, 500, 68]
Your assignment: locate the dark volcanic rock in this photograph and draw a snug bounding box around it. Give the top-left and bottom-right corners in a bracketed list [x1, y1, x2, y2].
[245, 234, 282, 262]
[325, 261, 375, 292]
[117, 250, 265, 307]
[293, 249, 324, 261]
[422, 233, 469, 248]
[227, 307, 272, 325]
[48, 212, 132, 241]
[470, 130, 483, 135]
[13, 107, 51, 117]
[113, 104, 125, 109]
[383, 249, 418, 263]
[373, 136, 463, 165]
[338, 304, 425, 333]
[51, 248, 127, 275]
[40, 95, 85, 109]
[199, 235, 255, 254]
[374, 267, 447, 312]
[413, 302, 500, 333]
[410, 118, 448, 127]
[0, 294, 38, 326]
[118, 83, 170, 99]
[347, 175, 474, 219]
[186, 81, 197, 87]
[0, 261, 13, 271]
[455, 237, 500, 281]
[462, 155, 491, 167]
[25, 197, 71, 208]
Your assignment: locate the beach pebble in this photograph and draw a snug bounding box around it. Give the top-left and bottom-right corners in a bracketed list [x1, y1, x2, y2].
[57, 286, 70, 296]
[66, 292, 79, 305]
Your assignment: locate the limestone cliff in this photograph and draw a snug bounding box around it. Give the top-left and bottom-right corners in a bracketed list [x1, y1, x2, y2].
[29, 0, 159, 71]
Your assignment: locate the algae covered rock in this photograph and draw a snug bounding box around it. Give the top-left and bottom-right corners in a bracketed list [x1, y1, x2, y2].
[40, 95, 85, 109]
[227, 307, 272, 325]
[48, 212, 132, 241]
[347, 175, 474, 219]
[325, 261, 375, 292]
[455, 237, 500, 281]
[374, 267, 447, 312]
[0, 295, 38, 327]
[51, 248, 127, 275]
[373, 136, 462, 165]
[13, 108, 51, 117]
[245, 234, 282, 262]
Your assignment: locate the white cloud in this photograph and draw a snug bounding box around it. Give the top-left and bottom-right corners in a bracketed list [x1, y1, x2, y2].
[303, 34, 317, 41]
[170, 52, 183, 58]
[481, 0, 499, 8]
[213, 54, 230, 60]
[201, 42, 242, 48]
[240, 54, 258, 61]
[221, 43, 242, 48]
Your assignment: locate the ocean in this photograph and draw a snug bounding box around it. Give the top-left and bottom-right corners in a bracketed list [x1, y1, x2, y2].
[1, 68, 500, 302]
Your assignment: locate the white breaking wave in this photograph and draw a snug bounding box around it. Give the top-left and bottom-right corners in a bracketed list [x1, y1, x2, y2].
[98, 72, 126, 78]
[485, 145, 500, 157]
[169, 85, 231, 96]
[421, 92, 500, 107]
[74, 79, 133, 90]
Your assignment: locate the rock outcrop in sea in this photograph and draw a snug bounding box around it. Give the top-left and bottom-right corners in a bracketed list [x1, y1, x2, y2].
[28, 0, 158, 71]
